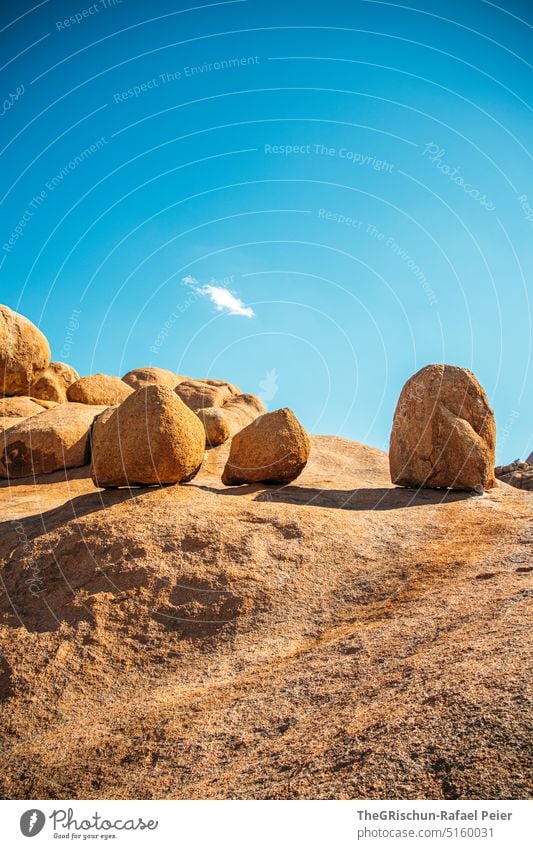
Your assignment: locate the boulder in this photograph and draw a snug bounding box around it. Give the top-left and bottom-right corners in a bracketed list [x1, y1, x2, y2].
[197, 394, 266, 447]
[196, 407, 230, 447]
[389, 364, 496, 492]
[122, 366, 184, 391]
[0, 396, 48, 418]
[176, 378, 241, 412]
[91, 385, 206, 488]
[222, 407, 311, 485]
[0, 304, 51, 396]
[222, 393, 266, 432]
[67, 373, 132, 406]
[30, 361, 79, 403]
[0, 403, 106, 479]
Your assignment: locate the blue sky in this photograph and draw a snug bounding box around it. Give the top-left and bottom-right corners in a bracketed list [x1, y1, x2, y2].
[1, 0, 531, 462]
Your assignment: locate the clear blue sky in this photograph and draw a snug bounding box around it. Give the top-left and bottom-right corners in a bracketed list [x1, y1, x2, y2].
[1, 0, 531, 462]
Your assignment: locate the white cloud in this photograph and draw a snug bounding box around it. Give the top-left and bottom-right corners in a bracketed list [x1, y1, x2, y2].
[181, 276, 254, 318]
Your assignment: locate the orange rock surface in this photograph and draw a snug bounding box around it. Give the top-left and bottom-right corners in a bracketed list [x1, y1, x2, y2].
[0, 436, 531, 799]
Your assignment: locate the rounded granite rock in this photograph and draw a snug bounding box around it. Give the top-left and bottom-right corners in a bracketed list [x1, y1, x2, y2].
[389, 364, 496, 492]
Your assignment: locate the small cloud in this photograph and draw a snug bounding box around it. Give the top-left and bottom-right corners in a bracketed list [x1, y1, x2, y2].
[181, 276, 254, 318]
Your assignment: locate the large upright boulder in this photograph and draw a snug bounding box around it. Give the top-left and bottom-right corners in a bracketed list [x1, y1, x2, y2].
[176, 378, 240, 412]
[122, 366, 185, 391]
[0, 403, 106, 478]
[222, 407, 311, 485]
[67, 373, 132, 406]
[30, 361, 79, 404]
[389, 364, 496, 492]
[0, 305, 50, 396]
[197, 394, 266, 447]
[91, 385, 206, 488]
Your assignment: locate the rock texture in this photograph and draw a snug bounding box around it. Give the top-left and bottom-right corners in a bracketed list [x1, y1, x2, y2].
[0, 416, 25, 434]
[91, 385, 206, 488]
[222, 393, 266, 432]
[222, 407, 311, 485]
[67, 373, 132, 406]
[30, 361, 79, 404]
[0, 403, 106, 478]
[0, 396, 49, 418]
[198, 394, 266, 447]
[389, 365, 496, 492]
[495, 460, 533, 492]
[122, 367, 184, 391]
[196, 407, 230, 447]
[0, 304, 50, 396]
[0, 436, 531, 800]
[176, 378, 241, 412]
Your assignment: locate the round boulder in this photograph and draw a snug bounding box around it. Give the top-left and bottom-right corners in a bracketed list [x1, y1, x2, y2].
[122, 366, 183, 391]
[222, 407, 311, 486]
[176, 378, 241, 412]
[67, 373, 132, 406]
[91, 384, 206, 488]
[0, 304, 51, 396]
[197, 394, 266, 448]
[389, 364, 496, 492]
[30, 361, 79, 403]
[196, 407, 230, 447]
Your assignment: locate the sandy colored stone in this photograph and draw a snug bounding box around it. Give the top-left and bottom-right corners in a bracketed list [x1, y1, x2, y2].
[91, 384, 206, 487]
[29, 397, 58, 410]
[30, 361, 79, 403]
[0, 435, 531, 800]
[196, 407, 230, 447]
[0, 304, 51, 396]
[222, 393, 266, 432]
[222, 407, 311, 485]
[495, 460, 533, 492]
[0, 416, 25, 434]
[0, 403, 106, 478]
[197, 394, 266, 448]
[67, 373, 132, 406]
[176, 378, 241, 411]
[122, 366, 184, 391]
[0, 396, 46, 418]
[389, 364, 496, 492]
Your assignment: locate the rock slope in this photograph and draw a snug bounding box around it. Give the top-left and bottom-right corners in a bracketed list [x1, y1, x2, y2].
[0, 436, 531, 800]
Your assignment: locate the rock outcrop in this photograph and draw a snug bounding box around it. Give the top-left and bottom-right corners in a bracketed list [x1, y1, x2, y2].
[495, 460, 533, 492]
[30, 361, 79, 403]
[122, 366, 185, 391]
[389, 364, 496, 492]
[67, 373, 132, 406]
[91, 384, 206, 487]
[176, 378, 240, 411]
[222, 407, 311, 485]
[0, 403, 106, 478]
[0, 304, 50, 396]
[0, 435, 531, 800]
